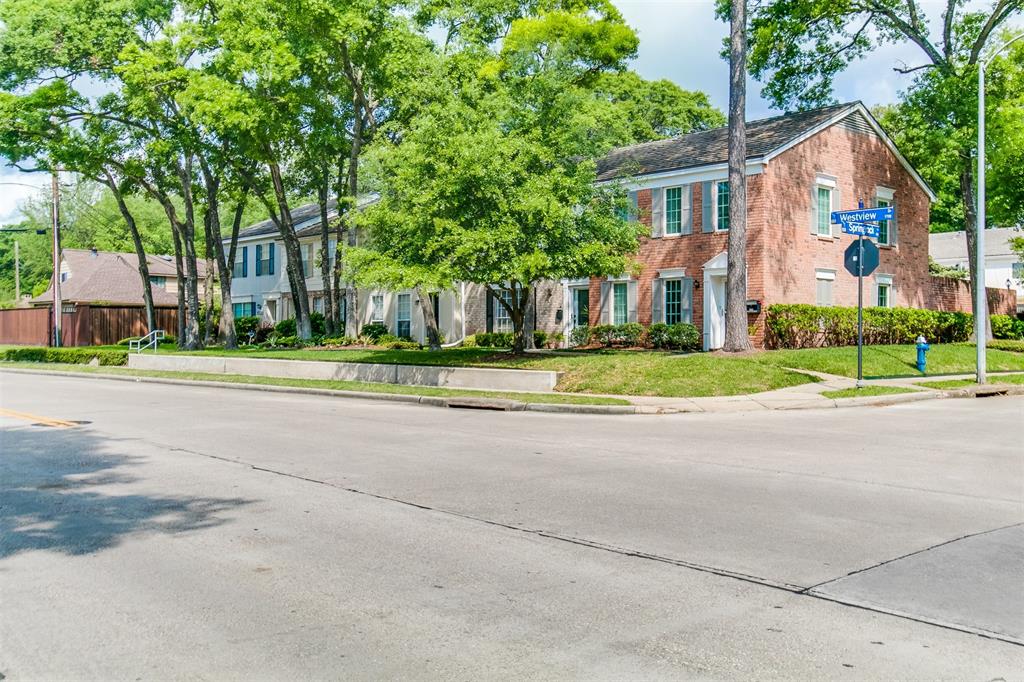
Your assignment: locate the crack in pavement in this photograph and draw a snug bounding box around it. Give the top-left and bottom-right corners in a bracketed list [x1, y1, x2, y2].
[157, 441, 1024, 647]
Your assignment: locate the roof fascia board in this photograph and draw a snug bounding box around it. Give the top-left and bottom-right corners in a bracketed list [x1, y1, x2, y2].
[763, 102, 938, 202]
[603, 160, 766, 190]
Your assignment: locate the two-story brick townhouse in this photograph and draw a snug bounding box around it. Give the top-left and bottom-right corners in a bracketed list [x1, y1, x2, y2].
[572, 101, 937, 349]
[227, 196, 476, 343]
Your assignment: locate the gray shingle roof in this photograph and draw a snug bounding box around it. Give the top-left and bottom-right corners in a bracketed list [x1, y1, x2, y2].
[595, 102, 857, 181]
[32, 249, 206, 306]
[929, 227, 1023, 262]
[236, 194, 380, 240]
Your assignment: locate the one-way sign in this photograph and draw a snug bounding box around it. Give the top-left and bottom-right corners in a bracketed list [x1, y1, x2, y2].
[831, 206, 894, 225]
[844, 238, 879, 277]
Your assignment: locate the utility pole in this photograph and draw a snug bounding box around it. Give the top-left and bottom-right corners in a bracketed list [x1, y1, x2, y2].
[14, 240, 20, 301]
[52, 169, 62, 347]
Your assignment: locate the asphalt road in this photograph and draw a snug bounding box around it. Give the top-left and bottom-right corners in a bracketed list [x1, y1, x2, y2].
[1, 371, 1022, 680]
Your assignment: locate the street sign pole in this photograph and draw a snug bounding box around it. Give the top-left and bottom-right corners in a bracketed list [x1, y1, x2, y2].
[856, 236, 864, 388]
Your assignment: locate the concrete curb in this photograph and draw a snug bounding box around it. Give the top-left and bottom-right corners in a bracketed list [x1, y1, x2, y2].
[0, 367, 638, 415]
[6, 366, 1012, 415]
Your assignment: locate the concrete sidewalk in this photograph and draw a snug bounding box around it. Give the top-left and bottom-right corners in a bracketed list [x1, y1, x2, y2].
[4, 365, 1022, 416]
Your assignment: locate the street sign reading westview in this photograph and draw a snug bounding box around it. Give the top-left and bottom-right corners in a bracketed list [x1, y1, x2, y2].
[841, 221, 880, 238]
[831, 206, 894, 225]
[844, 238, 879, 277]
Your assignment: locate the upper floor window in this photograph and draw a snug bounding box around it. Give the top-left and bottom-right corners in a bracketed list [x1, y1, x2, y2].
[715, 181, 730, 231]
[149, 276, 167, 288]
[816, 187, 832, 236]
[665, 186, 688, 235]
[302, 243, 314, 278]
[875, 187, 895, 245]
[256, 243, 275, 276]
[232, 246, 248, 279]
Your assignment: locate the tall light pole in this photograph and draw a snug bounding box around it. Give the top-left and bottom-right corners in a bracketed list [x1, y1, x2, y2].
[976, 32, 1024, 384]
[51, 169, 62, 347]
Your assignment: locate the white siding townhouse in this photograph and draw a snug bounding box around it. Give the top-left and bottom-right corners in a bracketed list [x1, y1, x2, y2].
[227, 199, 474, 343]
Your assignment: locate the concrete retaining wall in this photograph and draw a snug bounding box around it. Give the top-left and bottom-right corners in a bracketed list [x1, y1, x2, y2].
[128, 353, 560, 392]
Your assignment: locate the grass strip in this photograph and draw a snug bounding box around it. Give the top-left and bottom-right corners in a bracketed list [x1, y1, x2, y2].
[820, 385, 919, 400]
[917, 374, 1024, 390]
[0, 362, 630, 406]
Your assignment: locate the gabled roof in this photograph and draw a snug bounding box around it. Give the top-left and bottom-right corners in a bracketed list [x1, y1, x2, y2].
[236, 194, 380, 241]
[32, 248, 205, 306]
[595, 102, 936, 201]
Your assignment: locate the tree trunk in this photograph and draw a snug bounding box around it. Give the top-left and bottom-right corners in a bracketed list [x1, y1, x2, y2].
[317, 179, 336, 335]
[171, 224, 186, 347]
[959, 161, 992, 340]
[267, 159, 313, 339]
[106, 177, 156, 333]
[216, 197, 246, 348]
[202, 213, 216, 346]
[416, 287, 442, 351]
[723, 0, 751, 353]
[491, 283, 531, 354]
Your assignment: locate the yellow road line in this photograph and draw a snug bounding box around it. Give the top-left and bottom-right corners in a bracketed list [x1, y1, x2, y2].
[0, 408, 78, 428]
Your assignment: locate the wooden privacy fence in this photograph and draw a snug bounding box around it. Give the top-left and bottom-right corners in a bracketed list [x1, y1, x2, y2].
[0, 304, 178, 346]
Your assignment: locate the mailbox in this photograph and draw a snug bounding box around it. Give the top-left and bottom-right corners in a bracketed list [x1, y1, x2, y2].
[745, 300, 762, 314]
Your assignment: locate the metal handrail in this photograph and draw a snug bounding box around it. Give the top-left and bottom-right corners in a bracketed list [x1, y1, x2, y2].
[129, 329, 165, 353]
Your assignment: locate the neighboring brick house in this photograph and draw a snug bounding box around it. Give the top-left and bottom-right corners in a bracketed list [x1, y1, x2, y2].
[580, 101, 937, 349]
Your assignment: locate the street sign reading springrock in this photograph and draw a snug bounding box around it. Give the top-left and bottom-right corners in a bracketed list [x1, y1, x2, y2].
[841, 221, 880, 238]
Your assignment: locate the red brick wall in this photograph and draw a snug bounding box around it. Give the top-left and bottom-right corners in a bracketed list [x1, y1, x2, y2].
[584, 116, 935, 349]
[761, 123, 932, 311]
[930, 276, 1017, 316]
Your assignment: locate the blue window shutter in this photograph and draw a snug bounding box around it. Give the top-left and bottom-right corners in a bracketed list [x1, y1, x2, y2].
[269, 243, 275, 275]
[242, 246, 248, 277]
[701, 182, 714, 233]
[255, 244, 262, 276]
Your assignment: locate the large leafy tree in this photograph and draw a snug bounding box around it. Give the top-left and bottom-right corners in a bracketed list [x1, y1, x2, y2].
[357, 1, 645, 353]
[742, 0, 1022, 335]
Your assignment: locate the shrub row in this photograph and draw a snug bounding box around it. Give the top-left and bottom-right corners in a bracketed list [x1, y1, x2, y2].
[2, 347, 128, 365]
[991, 314, 1024, 340]
[571, 322, 701, 351]
[765, 304, 976, 349]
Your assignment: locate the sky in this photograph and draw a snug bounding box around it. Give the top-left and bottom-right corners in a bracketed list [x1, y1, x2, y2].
[1, 0, 1019, 227]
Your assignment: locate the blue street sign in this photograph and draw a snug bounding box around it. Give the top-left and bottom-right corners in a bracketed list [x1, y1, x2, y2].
[841, 221, 880, 238]
[831, 206, 894, 224]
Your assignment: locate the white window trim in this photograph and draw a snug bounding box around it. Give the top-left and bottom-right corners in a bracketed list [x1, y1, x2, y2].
[713, 181, 730, 231]
[664, 185, 689, 237]
[815, 269, 836, 281]
[657, 267, 687, 279]
[815, 175, 837, 237]
[875, 187, 895, 246]
[606, 274, 632, 282]
[370, 294, 385, 324]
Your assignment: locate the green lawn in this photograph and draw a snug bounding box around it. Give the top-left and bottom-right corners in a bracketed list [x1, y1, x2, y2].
[821, 385, 919, 400]
[7, 340, 1019, 399]
[0, 363, 630, 406]
[918, 373, 1024, 390]
[758, 343, 1024, 379]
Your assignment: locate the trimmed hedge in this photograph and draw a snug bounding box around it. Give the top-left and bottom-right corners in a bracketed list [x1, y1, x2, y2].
[765, 304, 974, 349]
[474, 332, 514, 347]
[991, 314, 1024, 340]
[648, 322, 701, 351]
[2, 347, 128, 365]
[360, 323, 389, 341]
